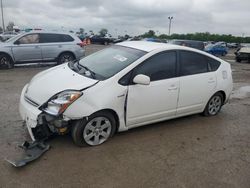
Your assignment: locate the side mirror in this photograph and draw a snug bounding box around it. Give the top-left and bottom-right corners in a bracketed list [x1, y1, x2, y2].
[14, 40, 20, 45]
[133, 74, 150, 85]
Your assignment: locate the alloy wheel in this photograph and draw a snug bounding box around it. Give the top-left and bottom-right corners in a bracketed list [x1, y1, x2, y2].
[208, 95, 222, 115]
[83, 117, 112, 146]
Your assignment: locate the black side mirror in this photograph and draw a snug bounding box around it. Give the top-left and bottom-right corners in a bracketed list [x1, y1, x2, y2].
[14, 40, 20, 45]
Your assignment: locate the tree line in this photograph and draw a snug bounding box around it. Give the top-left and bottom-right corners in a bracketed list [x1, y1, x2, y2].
[141, 30, 250, 43]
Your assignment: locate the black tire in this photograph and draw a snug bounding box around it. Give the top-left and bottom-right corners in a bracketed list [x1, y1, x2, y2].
[0, 54, 14, 69]
[236, 57, 241, 63]
[57, 52, 75, 65]
[203, 92, 223, 116]
[71, 111, 116, 147]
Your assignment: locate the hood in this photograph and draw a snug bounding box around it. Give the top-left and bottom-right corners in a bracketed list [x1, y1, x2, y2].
[25, 64, 98, 105]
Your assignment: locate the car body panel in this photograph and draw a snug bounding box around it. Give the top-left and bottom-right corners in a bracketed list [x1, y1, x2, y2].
[25, 64, 98, 105]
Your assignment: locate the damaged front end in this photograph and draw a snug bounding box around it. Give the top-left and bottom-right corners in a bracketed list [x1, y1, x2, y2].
[6, 88, 83, 167]
[6, 112, 72, 167]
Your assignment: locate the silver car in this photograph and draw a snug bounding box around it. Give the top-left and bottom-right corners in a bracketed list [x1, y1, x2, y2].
[0, 31, 85, 68]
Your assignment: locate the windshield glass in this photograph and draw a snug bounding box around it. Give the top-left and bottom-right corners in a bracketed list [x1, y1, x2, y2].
[5, 33, 23, 43]
[74, 45, 146, 80]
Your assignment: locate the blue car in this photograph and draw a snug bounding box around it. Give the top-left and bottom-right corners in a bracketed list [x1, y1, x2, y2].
[205, 44, 228, 56]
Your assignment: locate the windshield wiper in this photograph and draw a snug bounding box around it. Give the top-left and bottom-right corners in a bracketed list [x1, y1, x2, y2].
[77, 61, 96, 79]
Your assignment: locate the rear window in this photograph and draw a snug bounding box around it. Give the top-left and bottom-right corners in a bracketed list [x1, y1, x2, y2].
[40, 33, 74, 43]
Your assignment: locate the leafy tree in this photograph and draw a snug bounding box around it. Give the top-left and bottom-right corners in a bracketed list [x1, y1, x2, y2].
[140, 30, 156, 38]
[99, 28, 108, 37]
[6, 22, 15, 31]
[79, 28, 84, 34]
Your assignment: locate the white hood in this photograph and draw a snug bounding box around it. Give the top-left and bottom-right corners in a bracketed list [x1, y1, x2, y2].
[25, 64, 98, 105]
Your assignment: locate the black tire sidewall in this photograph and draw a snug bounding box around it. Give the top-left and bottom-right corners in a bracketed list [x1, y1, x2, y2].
[57, 52, 74, 65]
[71, 111, 116, 147]
[0, 54, 14, 69]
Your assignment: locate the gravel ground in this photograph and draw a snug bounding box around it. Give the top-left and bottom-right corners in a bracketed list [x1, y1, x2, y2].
[0, 45, 249, 188]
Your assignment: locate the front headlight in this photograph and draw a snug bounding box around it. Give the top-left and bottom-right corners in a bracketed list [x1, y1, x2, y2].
[42, 90, 82, 116]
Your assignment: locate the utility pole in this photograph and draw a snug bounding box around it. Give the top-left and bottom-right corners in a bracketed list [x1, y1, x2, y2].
[168, 16, 173, 36]
[1, 0, 4, 32]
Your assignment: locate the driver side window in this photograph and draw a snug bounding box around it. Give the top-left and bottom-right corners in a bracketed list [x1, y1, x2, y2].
[17, 34, 40, 44]
[132, 51, 177, 82]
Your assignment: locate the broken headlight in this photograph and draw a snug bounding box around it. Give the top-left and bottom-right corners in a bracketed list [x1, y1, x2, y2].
[42, 90, 82, 116]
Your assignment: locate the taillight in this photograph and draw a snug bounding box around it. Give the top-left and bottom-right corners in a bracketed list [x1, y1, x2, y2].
[77, 42, 85, 47]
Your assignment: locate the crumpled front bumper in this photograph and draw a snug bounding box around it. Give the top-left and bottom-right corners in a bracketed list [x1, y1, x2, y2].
[19, 84, 42, 141]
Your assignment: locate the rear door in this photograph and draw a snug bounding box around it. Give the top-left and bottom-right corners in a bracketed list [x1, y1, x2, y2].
[40, 33, 74, 61]
[176, 50, 217, 116]
[11, 33, 42, 62]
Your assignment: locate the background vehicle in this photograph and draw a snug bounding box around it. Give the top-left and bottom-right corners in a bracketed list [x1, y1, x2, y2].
[0, 32, 85, 69]
[19, 41, 232, 148]
[235, 47, 250, 62]
[90, 35, 113, 45]
[0, 31, 18, 42]
[205, 44, 228, 56]
[169, 39, 205, 50]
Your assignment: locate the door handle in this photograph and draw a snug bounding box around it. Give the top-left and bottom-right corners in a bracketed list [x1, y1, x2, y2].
[168, 85, 178, 91]
[208, 78, 215, 83]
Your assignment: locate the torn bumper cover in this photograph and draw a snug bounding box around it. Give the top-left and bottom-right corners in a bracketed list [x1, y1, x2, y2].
[6, 88, 70, 167]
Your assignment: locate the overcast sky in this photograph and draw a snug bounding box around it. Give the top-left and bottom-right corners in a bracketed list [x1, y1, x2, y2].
[3, 0, 250, 36]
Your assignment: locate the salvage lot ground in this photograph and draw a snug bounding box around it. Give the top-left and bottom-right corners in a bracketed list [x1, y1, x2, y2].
[0, 45, 250, 188]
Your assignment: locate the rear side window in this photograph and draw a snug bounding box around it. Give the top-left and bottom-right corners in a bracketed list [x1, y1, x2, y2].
[207, 57, 221, 71]
[133, 51, 177, 82]
[40, 34, 74, 43]
[180, 51, 208, 76]
[61, 34, 74, 42]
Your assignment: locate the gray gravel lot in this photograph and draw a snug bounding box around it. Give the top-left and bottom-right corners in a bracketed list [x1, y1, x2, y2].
[0, 45, 250, 188]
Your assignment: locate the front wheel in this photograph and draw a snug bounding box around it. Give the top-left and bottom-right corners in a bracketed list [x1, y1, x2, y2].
[203, 93, 223, 116]
[71, 111, 116, 147]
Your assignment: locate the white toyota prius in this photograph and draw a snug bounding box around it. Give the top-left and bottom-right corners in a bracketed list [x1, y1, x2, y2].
[20, 41, 233, 147]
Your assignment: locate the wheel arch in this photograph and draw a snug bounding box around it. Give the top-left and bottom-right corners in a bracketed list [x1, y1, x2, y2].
[57, 51, 76, 60]
[216, 90, 226, 104]
[0, 51, 14, 63]
[88, 109, 120, 133]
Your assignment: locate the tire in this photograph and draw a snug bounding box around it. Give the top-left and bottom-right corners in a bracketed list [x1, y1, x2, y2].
[203, 93, 223, 116]
[0, 54, 14, 69]
[236, 57, 241, 63]
[71, 111, 116, 147]
[57, 52, 75, 65]
[104, 41, 108, 45]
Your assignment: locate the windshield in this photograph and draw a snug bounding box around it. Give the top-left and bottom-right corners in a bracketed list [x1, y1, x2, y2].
[71, 45, 146, 80]
[5, 33, 23, 43]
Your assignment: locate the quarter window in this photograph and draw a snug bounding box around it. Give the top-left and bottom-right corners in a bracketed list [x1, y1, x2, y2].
[18, 34, 39, 44]
[207, 57, 221, 71]
[180, 51, 208, 76]
[133, 51, 177, 82]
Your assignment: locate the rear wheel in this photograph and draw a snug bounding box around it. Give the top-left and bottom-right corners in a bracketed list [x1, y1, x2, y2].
[71, 111, 116, 147]
[203, 93, 223, 116]
[57, 52, 75, 65]
[0, 54, 14, 69]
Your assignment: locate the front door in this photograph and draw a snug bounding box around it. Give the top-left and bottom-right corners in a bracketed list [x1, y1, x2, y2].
[12, 33, 42, 62]
[126, 51, 179, 127]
